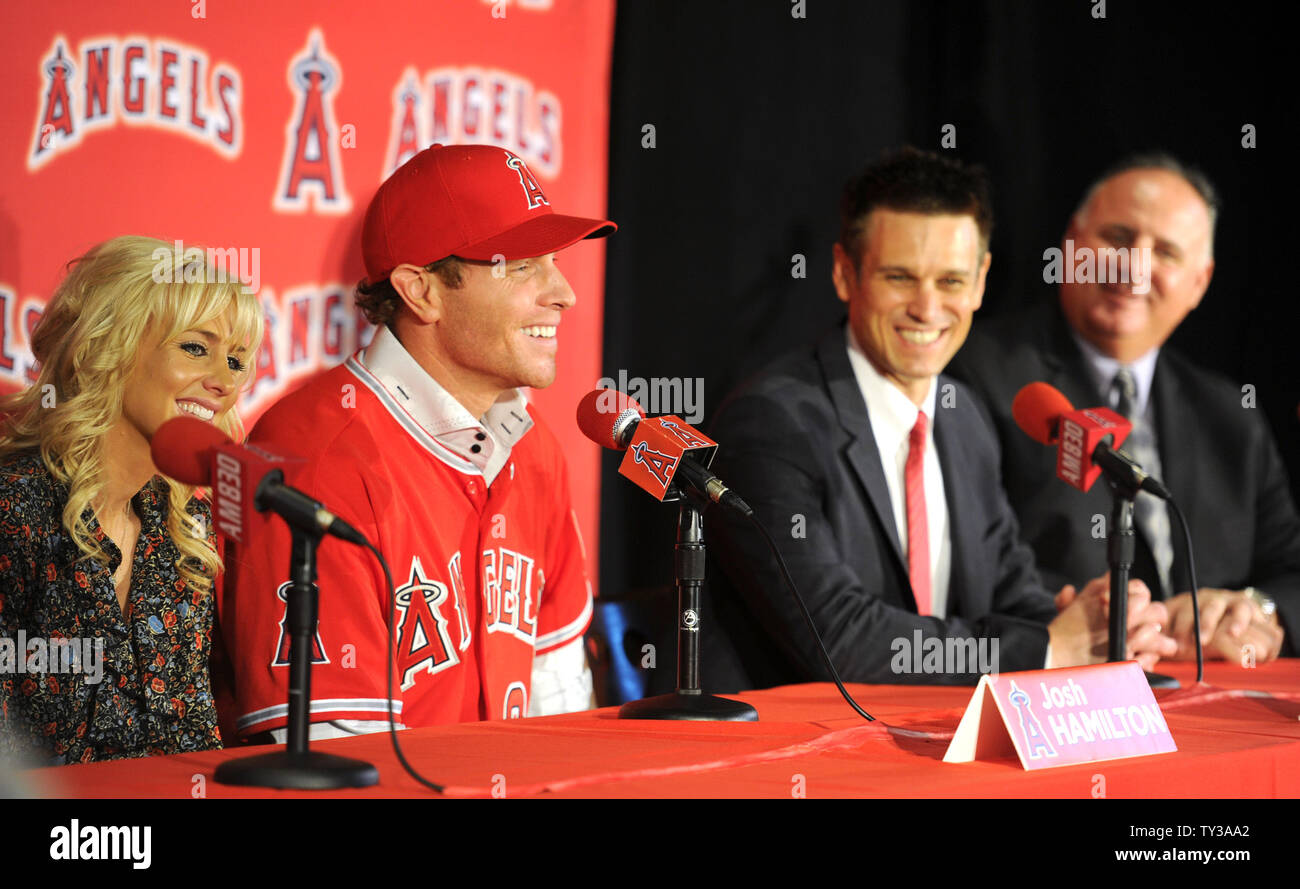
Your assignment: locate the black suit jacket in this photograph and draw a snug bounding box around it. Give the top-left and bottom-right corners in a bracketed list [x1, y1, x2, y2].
[699, 324, 1056, 693]
[947, 300, 1300, 655]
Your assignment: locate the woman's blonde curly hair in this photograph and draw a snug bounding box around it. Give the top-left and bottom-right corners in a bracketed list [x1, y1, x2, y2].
[0, 235, 264, 593]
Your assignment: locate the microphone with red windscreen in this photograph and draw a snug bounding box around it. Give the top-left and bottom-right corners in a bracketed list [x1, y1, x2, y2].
[576, 389, 751, 515]
[151, 415, 366, 544]
[1010, 382, 1168, 498]
[1011, 381, 1074, 446]
[576, 388, 644, 450]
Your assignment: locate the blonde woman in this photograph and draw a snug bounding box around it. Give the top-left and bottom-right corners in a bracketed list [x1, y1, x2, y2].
[0, 236, 263, 765]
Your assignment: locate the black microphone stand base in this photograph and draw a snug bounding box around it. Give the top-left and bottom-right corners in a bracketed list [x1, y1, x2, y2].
[214, 749, 380, 790]
[618, 690, 758, 722]
[215, 526, 380, 790]
[1144, 670, 1179, 690]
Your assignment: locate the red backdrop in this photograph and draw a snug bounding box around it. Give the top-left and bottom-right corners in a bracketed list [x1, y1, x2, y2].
[0, 0, 615, 585]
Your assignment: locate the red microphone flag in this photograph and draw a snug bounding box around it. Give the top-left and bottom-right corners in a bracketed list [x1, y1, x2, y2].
[622, 416, 719, 502]
[1056, 407, 1131, 493]
[1010, 383, 1132, 494]
[151, 415, 304, 543]
[575, 389, 719, 503]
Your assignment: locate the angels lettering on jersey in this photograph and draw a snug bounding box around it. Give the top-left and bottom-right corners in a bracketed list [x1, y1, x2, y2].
[394, 555, 470, 690]
[271, 547, 544, 692]
[395, 549, 544, 688]
[393, 548, 544, 689]
[482, 546, 541, 642]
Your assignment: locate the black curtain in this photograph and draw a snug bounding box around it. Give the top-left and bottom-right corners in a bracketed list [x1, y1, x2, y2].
[599, 0, 1292, 599]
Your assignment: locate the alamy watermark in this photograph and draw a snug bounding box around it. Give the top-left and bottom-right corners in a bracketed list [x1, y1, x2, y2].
[890, 631, 999, 677]
[1, 632, 104, 685]
[151, 239, 261, 295]
[49, 820, 150, 869]
[1043, 242, 1151, 294]
[595, 370, 704, 423]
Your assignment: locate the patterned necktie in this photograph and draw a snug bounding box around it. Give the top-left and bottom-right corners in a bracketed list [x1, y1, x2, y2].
[1111, 368, 1174, 597]
[905, 411, 931, 615]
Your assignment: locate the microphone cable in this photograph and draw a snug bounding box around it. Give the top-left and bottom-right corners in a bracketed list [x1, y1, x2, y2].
[1165, 497, 1204, 683]
[740, 511, 876, 722]
[359, 538, 450, 794]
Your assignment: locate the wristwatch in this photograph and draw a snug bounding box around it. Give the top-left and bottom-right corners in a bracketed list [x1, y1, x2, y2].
[1243, 587, 1277, 619]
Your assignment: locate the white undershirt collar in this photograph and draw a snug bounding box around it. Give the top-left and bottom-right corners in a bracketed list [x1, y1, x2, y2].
[360, 325, 533, 484]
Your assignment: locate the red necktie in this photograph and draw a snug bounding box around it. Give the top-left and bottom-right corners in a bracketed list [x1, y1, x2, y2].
[905, 411, 931, 615]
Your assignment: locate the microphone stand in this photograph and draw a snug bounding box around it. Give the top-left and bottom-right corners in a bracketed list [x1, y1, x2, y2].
[1106, 481, 1178, 690]
[619, 497, 758, 721]
[215, 526, 380, 788]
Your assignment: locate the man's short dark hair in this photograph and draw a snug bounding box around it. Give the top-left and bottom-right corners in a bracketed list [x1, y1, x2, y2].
[355, 256, 464, 328]
[1074, 151, 1220, 258]
[839, 147, 993, 266]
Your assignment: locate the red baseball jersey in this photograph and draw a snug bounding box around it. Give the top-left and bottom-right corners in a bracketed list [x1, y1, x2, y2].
[221, 349, 593, 735]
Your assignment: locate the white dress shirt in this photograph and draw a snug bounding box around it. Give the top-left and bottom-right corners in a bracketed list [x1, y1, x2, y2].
[844, 326, 953, 617]
[1069, 331, 1159, 418]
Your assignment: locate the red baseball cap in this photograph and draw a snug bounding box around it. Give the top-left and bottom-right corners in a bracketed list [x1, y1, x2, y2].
[362, 143, 616, 283]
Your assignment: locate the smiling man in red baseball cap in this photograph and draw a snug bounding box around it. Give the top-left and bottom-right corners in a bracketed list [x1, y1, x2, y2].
[223, 145, 615, 741]
[359, 143, 615, 417]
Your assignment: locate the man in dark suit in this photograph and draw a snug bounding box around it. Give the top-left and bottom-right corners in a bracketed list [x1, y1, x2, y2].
[701, 149, 1175, 692]
[949, 153, 1299, 664]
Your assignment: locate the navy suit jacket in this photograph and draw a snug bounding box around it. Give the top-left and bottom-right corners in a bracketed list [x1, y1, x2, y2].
[699, 324, 1056, 692]
[947, 300, 1300, 655]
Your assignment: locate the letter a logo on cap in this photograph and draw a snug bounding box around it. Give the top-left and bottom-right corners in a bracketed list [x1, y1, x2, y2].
[506, 153, 549, 210]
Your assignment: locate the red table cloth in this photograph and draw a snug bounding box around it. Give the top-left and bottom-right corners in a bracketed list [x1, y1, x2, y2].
[27, 660, 1300, 798]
